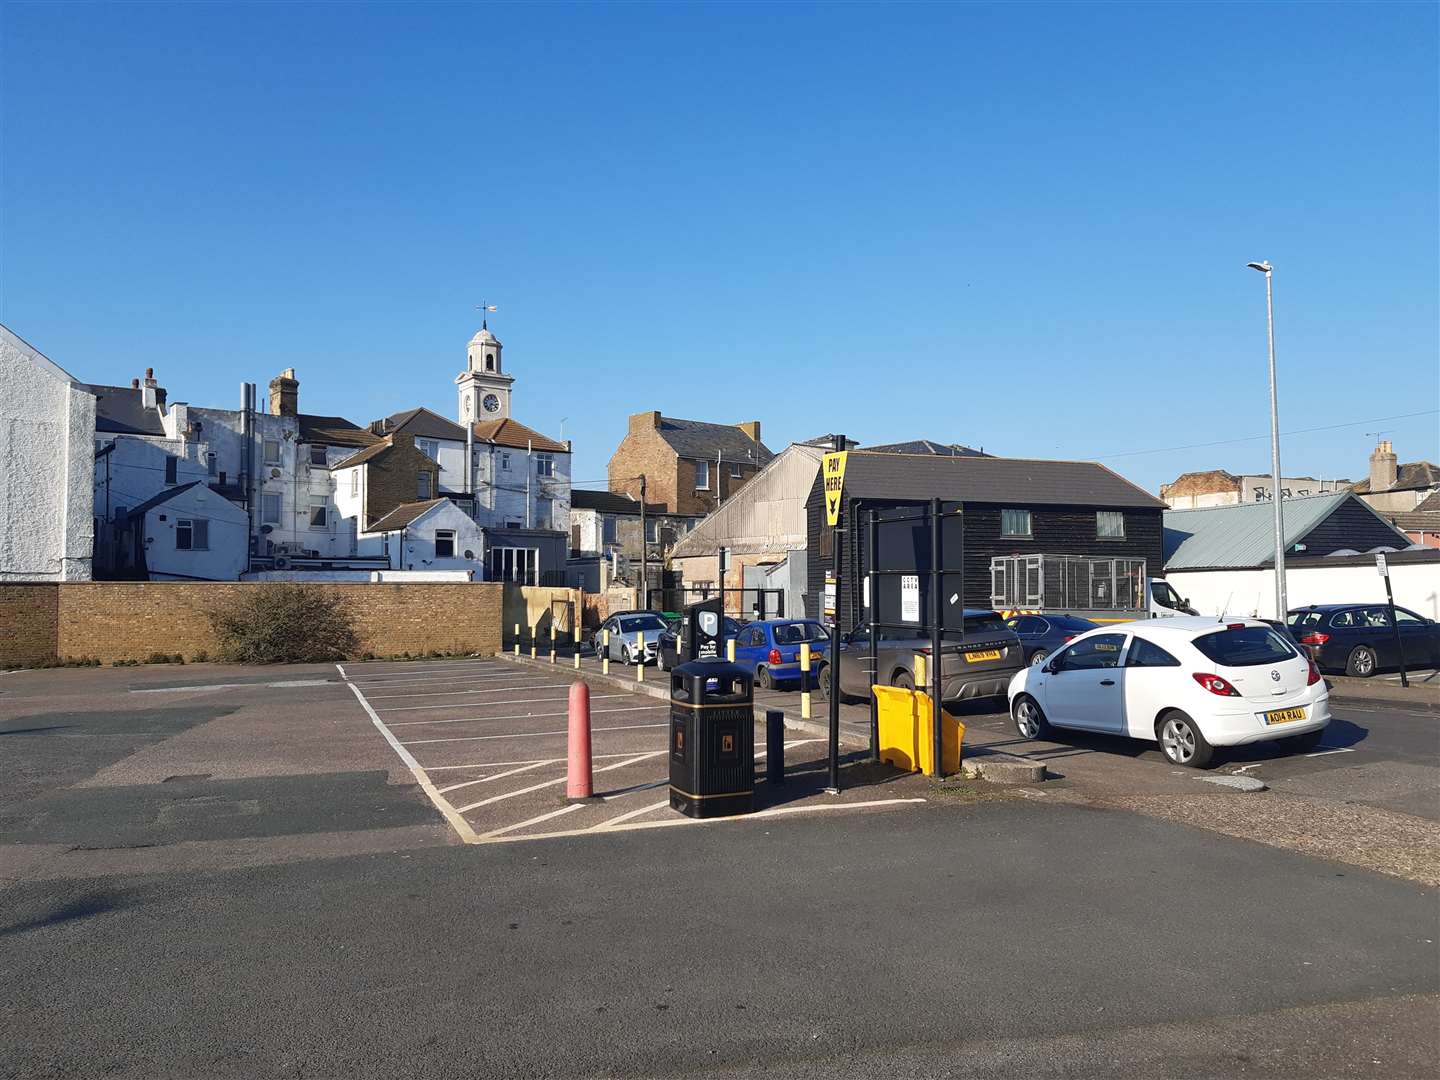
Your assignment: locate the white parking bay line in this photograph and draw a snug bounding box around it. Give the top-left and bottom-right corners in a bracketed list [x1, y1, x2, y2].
[423, 752, 663, 772]
[336, 663, 479, 845]
[1304, 747, 1357, 758]
[595, 800, 670, 829]
[480, 804, 584, 839]
[379, 693, 630, 714]
[403, 721, 667, 746]
[454, 751, 666, 812]
[367, 683, 573, 700]
[437, 760, 557, 794]
[393, 704, 666, 733]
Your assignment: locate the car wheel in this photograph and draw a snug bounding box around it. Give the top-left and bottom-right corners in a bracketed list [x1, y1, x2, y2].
[1157, 710, 1215, 769]
[814, 663, 829, 699]
[892, 670, 914, 691]
[757, 666, 775, 690]
[1012, 694, 1051, 740]
[1345, 645, 1377, 678]
[1029, 649, 1049, 668]
[1282, 727, 1326, 753]
[620, 644, 633, 665]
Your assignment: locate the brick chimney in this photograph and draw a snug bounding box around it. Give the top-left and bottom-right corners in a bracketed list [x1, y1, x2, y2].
[268, 368, 299, 417]
[1369, 439, 1398, 492]
[738, 420, 761, 444]
[629, 410, 662, 434]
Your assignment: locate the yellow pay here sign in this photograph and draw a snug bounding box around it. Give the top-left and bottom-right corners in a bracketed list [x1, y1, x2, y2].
[822, 450, 849, 526]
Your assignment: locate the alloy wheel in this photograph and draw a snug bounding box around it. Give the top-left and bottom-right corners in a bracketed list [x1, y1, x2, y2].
[1015, 699, 1042, 739]
[1161, 716, 1197, 764]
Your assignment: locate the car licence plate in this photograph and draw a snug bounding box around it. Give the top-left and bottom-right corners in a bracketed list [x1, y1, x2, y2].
[966, 650, 1002, 663]
[1264, 707, 1306, 726]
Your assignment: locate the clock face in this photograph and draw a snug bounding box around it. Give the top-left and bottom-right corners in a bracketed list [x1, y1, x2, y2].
[483, 394, 501, 414]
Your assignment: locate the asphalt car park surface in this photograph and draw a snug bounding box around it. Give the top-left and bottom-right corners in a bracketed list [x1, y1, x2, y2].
[2, 658, 1437, 1078]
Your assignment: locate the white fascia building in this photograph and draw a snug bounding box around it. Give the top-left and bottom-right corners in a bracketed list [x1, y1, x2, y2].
[0, 324, 95, 581]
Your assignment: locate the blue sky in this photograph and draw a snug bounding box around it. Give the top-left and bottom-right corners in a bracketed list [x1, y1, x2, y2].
[3, 1, 1436, 492]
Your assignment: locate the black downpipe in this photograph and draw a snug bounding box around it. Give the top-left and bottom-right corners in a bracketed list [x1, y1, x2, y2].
[930, 497, 943, 777]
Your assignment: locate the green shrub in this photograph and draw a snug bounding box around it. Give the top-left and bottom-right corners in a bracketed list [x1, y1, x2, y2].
[206, 584, 359, 664]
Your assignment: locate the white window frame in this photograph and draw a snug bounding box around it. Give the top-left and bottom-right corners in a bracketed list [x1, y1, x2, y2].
[418, 439, 439, 461]
[176, 518, 208, 551]
[535, 453, 555, 478]
[729, 462, 742, 480]
[695, 459, 711, 490]
[261, 493, 281, 524]
[1096, 510, 1126, 539]
[206, 452, 218, 477]
[309, 502, 329, 529]
[349, 470, 359, 497]
[435, 529, 456, 559]
[263, 439, 281, 465]
[309, 444, 328, 467]
[500, 452, 511, 471]
[1000, 508, 1032, 537]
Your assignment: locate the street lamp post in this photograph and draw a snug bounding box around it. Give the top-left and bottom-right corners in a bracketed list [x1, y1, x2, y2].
[1248, 260, 1287, 619]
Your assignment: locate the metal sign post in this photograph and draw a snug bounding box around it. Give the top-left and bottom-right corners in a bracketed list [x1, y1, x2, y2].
[823, 437, 847, 795]
[1376, 554, 1409, 687]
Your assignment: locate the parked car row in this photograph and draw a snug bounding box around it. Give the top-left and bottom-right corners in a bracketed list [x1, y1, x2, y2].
[1286, 603, 1439, 677]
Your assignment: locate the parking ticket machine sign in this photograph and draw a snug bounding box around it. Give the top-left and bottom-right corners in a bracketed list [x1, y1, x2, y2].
[822, 451, 849, 527]
[686, 597, 724, 661]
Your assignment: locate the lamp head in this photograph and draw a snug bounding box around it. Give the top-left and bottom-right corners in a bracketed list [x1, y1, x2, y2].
[1247, 261, 1272, 273]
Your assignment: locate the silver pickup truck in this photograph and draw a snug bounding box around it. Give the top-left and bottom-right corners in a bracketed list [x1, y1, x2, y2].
[822, 609, 1024, 704]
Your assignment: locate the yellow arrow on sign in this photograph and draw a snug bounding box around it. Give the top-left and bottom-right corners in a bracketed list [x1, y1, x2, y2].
[822, 451, 849, 526]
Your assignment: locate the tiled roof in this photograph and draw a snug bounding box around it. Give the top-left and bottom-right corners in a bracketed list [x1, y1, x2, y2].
[376, 407, 467, 442]
[473, 417, 567, 453]
[297, 413, 381, 449]
[123, 481, 203, 517]
[837, 452, 1166, 509]
[652, 416, 772, 464]
[1385, 509, 1440, 533]
[1351, 461, 1440, 494]
[333, 441, 392, 469]
[367, 499, 447, 532]
[864, 439, 989, 458]
[1161, 469, 1241, 496]
[80, 383, 166, 436]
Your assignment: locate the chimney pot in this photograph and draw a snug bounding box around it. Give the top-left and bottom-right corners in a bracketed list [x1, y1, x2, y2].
[131, 378, 140, 389]
[268, 369, 299, 417]
[738, 420, 761, 444]
[145, 367, 154, 379]
[1369, 439, 1399, 493]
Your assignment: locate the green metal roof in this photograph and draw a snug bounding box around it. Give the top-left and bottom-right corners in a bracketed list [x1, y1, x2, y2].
[1163, 492, 1362, 570]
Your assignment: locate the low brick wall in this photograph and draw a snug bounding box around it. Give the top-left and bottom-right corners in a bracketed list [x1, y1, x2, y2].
[0, 585, 61, 666]
[1, 581, 504, 665]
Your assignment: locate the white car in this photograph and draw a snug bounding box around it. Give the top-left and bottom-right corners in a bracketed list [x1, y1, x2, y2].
[1006, 616, 1331, 768]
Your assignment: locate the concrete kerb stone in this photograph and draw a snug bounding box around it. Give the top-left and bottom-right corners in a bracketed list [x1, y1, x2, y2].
[960, 746, 1048, 785]
[1324, 675, 1438, 711]
[491, 653, 865, 747]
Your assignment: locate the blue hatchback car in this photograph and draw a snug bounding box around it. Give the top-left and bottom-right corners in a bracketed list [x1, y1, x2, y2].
[733, 619, 831, 689]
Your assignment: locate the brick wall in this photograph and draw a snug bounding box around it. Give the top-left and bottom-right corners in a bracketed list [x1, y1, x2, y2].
[0, 585, 61, 666]
[0, 581, 503, 665]
[364, 435, 441, 527]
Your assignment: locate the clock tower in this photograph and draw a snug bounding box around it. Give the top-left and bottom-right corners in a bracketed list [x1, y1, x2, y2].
[456, 324, 515, 423]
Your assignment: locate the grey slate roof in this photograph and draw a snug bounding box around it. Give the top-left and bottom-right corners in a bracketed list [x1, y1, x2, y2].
[367, 499, 446, 532]
[376, 407, 467, 442]
[838, 452, 1166, 509]
[865, 439, 990, 458]
[654, 416, 773, 464]
[1163, 492, 1408, 569]
[298, 413, 381, 449]
[123, 481, 202, 518]
[81, 383, 166, 436]
[1351, 461, 1440, 494]
[570, 490, 667, 516]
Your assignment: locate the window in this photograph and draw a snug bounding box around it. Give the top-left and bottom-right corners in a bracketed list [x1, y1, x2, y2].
[1096, 511, 1125, 538]
[1052, 633, 1126, 671]
[261, 493, 281, 524]
[1359, 607, 1392, 629]
[500, 452, 511, 471]
[536, 497, 553, 530]
[435, 530, 456, 559]
[263, 439, 281, 465]
[742, 627, 765, 647]
[617, 614, 667, 634]
[1126, 637, 1180, 667]
[486, 546, 540, 585]
[695, 460, 710, 490]
[774, 622, 829, 644]
[418, 472, 433, 499]
[602, 515, 618, 544]
[309, 502, 329, 529]
[485, 352, 495, 371]
[164, 456, 178, 484]
[645, 518, 658, 543]
[175, 518, 208, 550]
[349, 471, 359, 497]
[1192, 627, 1297, 667]
[1000, 509, 1032, 537]
[730, 463, 742, 480]
[206, 452, 217, 477]
[535, 453, 554, 477]
[418, 439, 438, 461]
[1395, 608, 1426, 625]
[309, 445, 328, 467]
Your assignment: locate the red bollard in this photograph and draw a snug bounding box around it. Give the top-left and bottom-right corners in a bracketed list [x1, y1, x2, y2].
[567, 681, 595, 801]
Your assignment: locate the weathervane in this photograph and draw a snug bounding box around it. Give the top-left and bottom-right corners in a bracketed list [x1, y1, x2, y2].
[475, 300, 497, 329]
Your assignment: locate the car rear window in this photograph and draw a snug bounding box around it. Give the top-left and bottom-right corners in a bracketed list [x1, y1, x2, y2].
[774, 622, 828, 644]
[964, 613, 1006, 635]
[1192, 627, 1297, 667]
[1288, 611, 1326, 630]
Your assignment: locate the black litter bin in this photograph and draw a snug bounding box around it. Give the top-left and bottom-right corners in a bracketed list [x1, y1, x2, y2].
[669, 660, 754, 818]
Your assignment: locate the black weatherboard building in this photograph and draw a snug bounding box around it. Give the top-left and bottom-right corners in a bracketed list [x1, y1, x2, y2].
[805, 452, 1166, 630]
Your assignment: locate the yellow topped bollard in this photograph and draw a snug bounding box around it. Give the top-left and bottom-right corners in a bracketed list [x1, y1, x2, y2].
[913, 652, 927, 688]
[601, 629, 610, 676]
[800, 642, 812, 719]
[514, 623, 520, 657]
[636, 629, 645, 682]
[573, 621, 582, 670]
[726, 638, 736, 663]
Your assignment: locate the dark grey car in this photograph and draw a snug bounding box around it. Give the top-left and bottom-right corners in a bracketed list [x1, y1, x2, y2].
[825, 609, 1024, 703]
